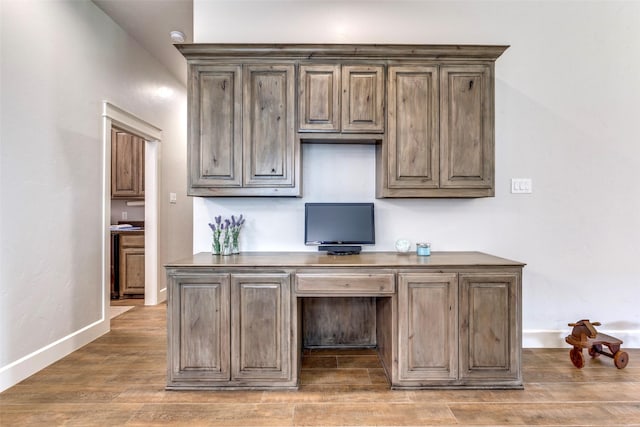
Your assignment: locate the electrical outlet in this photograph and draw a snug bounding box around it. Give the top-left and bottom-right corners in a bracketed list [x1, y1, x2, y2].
[511, 178, 532, 194]
[122, 211, 128, 220]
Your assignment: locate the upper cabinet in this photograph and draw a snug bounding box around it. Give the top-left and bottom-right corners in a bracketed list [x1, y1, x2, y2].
[298, 64, 384, 134]
[111, 128, 144, 199]
[385, 66, 440, 191]
[178, 44, 507, 198]
[298, 64, 340, 132]
[188, 63, 298, 197]
[189, 65, 243, 190]
[243, 64, 296, 190]
[439, 65, 493, 191]
[379, 64, 494, 197]
[341, 65, 384, 133]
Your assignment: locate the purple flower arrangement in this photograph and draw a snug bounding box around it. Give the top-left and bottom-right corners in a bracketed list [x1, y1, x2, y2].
[208, 214, 245, 255]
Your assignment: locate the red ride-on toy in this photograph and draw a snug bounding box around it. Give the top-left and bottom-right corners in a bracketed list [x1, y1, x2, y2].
[565, 319, 629, 369]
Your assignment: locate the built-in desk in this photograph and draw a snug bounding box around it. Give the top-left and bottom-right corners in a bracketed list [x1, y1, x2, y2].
[165, 251, 525, 390]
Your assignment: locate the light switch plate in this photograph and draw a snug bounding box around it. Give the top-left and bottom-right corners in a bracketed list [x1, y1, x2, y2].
[169, 192, 177, 204]
[511, 178, 532, 194]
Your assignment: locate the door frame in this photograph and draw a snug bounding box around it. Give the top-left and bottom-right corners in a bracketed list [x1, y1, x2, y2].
[102, 102, 161, 311]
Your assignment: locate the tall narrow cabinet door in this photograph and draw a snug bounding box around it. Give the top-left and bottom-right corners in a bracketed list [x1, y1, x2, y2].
[459, 272, 520, 384]
[342, 65, 384, 133]
[167, 274, 231, 383]
[397, 273, 458, 384]
[387, 66, 439, 190]
[112, 129, 142, 198]
[243, 64, 296, 188]
[231, 273, 291, 382]
[298, 64, 340, 132]
[189, 65, 242, 190]
[119, 234, 145, 297]
[440, 65, 494, 190]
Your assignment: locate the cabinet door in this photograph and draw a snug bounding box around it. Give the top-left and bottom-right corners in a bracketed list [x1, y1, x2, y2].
[243, 64, 296, 188]
[231, 273, 291, 382]
[119, 234, 144, 297]
[168, 273, 231, 383]
[298, 64, 340, 132]
[397, 273, 458, 384]
[342, 65, 384, 133]
[440, 65, 493, 190]
[111, 129, 144, 199]
[459, 272, 520, 383]
[189, 65, 242, 190]
[387, 66, 439, 190]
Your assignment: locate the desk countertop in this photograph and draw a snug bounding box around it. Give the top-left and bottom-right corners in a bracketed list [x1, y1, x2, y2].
[166, 251, 525, 268]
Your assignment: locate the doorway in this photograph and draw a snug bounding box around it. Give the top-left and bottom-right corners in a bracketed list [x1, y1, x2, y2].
[102, 102, 161, 321]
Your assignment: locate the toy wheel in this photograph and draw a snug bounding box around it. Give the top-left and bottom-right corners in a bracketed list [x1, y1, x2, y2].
[614, 351, 629, 369]
[570, 348, 584, 368]
[588, 344, 602, 358]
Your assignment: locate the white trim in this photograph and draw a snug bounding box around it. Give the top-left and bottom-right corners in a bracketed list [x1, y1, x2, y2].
[144, 140, 160, 305]
[103, 102, 161, 140]
[0, 319, 109, 392]
[523, 329, 640, 348]
[102, 101, 162, 307]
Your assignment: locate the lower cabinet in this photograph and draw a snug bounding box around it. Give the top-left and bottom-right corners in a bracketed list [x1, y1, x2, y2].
[397, 273, 458, 385]
[459, 272, 521, 386]
[231, 274, 292, 382]
[167, 271, 295, 389]
[396, 271, 521, 388]
[166, 254, 523, 390]
[119, 233, 145, 297]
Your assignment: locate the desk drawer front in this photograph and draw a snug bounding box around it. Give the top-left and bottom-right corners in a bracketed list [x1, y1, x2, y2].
[296, 273, 395, 294]
[120, 234, 144, 247]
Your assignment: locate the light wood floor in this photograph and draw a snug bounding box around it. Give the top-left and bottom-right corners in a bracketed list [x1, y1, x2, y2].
[1, 304, 639, 426]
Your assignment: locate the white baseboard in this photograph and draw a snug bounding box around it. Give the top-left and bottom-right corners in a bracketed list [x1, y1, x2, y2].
[0, 318, 109, 393]
[524, 329, 640, 348]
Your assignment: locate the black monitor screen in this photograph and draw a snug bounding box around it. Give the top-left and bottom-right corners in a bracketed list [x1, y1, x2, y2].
[304, 203, 375, 245]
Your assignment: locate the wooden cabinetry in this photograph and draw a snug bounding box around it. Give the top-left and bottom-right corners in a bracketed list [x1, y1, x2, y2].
[298, 64, 340, 132]
[298, 64, 384, 134]
[397, 273, 458, 385]
[459, 272, 520, 384]
[396, 270, 521, 388]
[439, 65, 493, 191]
[168, 273, 230, 382]
[166, 251, 523, 390]
[243, 65, 296, 190]
[167, 270, 295, 389]
[342, 65, 385, 133]
[119, 233, 144, 297]
[188, 63, 298, 196]
[189, 65, 242, 189]
[111, 128, 144, 199]
[179, 44, 506, 198]
[231, 274, 291, 382]
[385, 66, 440, 191]
[379, 64, 494, 197]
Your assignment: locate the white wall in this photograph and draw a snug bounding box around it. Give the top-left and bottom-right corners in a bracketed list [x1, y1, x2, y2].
[0, 0, 192, 391]
[111, 200, 145, 224]
[193, 1, 640, 347]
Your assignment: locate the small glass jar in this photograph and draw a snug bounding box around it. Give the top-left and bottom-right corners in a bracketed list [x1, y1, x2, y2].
[416, 242, 431, 256]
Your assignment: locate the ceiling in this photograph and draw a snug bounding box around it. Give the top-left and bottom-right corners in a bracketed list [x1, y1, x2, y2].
[92, 0, 193, 85]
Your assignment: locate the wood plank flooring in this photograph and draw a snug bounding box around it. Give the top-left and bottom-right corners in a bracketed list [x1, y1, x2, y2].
[1, 304, 639, 426]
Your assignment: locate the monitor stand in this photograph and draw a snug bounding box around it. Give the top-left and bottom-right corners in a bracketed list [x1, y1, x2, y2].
[319, 245, 362, 255]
